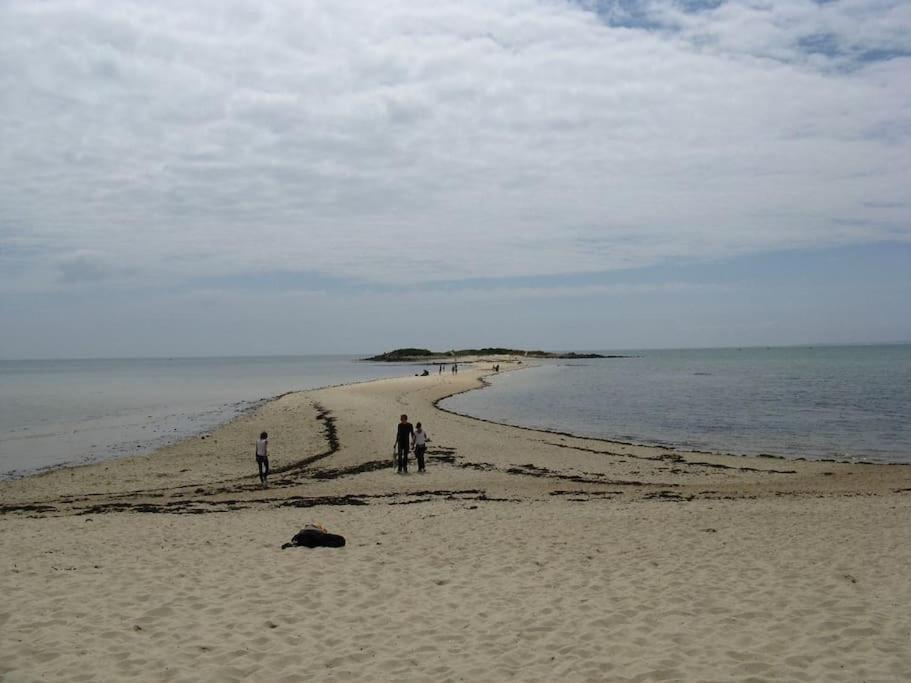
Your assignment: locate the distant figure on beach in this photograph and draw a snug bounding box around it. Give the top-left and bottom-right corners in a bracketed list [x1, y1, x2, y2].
[452, 362, 458, 374]
[394, 414, 414, 474]
[420, 369, 430, 376]
[439, 364, 443, 375]
[494, 364, 500, 372]
[255, 431, 270, 487]
[413, 422, 430, 473]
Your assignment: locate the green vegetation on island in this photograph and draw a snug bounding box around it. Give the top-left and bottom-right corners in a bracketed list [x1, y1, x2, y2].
[363, 348, 626, 362]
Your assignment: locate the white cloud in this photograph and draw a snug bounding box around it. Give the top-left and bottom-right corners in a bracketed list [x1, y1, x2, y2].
[55, 249, 119, 283]
[0, 0, 909, 291]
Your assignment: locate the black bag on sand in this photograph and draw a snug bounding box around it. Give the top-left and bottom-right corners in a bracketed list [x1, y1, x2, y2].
[282, 526, 346, 549]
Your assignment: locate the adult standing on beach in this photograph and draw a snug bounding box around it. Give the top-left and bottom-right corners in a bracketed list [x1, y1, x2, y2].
[394, 414, 414, 474]
[255, 431, 270, 487]
[412, 422, 430, 473]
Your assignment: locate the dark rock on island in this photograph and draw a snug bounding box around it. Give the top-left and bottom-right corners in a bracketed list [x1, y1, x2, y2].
[363, 348, 628, 362]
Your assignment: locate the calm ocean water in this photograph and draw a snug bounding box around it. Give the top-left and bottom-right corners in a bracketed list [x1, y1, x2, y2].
[3, 346, 910, 478]
[0, 356, 414, 478]
[442, 345, 911, 464]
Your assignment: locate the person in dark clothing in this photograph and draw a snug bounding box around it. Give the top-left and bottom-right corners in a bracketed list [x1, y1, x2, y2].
[394, 414, 414, 473]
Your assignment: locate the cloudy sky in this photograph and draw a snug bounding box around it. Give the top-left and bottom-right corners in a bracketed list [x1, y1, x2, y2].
[1, 0, 909, 358]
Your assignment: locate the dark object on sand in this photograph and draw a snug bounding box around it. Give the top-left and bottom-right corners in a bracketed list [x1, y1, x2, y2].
[281, 524, 346, 549]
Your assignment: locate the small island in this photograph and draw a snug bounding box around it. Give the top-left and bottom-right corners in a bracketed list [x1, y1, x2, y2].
[362, 347, 628, 362]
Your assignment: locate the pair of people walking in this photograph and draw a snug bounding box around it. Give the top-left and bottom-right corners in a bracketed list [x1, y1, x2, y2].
[256, 415, 431, 483]
[394, 414, 429, 474]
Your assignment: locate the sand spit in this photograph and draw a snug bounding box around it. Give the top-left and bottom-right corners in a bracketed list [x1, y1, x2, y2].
[2, 362, 910, 682]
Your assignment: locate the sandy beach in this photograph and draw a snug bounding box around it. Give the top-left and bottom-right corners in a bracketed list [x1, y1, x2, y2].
[2, 362, 910, 682]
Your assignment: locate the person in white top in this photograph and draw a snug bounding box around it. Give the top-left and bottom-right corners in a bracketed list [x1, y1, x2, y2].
[255, 431, 269, 487]
[412, 422, 430, 473]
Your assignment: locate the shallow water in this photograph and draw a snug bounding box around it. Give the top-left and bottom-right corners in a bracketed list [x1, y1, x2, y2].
[0, 355, 413, 478]
[5, 346, 910, 478]
[442, 345, 911, 463]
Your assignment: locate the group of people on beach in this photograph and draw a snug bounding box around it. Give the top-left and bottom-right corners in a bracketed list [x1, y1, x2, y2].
[394, 414, 429, 474]
[253, 416, 431, 484]
[252, 360, 509, 482]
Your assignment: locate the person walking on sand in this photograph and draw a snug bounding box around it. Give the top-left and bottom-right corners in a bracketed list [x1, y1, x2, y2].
[394, 414, 414, 474]
[412, 422, 430, 473]
[255, 431, 270, 487]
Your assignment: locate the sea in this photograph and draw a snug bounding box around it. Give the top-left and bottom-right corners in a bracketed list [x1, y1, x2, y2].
[1, 345, 909, 478]
[0, 355, 415, 479]
[442, 344, 911, 464]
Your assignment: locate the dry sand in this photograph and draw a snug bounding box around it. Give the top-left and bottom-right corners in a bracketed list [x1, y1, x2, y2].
[2, 362, 910, 682]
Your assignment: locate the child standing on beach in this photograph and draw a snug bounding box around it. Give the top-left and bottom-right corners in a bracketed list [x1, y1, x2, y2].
[255, 431, 270, 487]
[412, 422, 429, 473]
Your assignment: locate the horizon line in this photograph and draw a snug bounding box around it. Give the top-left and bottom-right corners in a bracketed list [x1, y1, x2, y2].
[2, 340, 910, 363]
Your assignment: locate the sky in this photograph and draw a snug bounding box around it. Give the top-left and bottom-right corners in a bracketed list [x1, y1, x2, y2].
[1, 0, 909, 358]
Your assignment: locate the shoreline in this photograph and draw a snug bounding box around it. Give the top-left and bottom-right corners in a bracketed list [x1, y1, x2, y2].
[5, 355, 909, 488]
[0, 393, 282, 483]
[3, 361, 909, 513]
[6, 346, 908, 482]
[2, 362, 492, 490]
[434, 364, 910, 467]
[0, 363, 426, 483]
[437, 395, 910, 467]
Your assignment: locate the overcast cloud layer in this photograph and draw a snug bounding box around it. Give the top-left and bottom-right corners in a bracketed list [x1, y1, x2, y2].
[1, 0, 910, 356]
